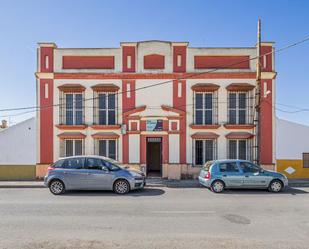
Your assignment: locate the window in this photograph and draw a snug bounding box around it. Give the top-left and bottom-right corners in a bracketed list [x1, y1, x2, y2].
[62, 157, 85, 169]
[228, 92, 248, 124]
[63, 93, 84, 125]
[65, 140, 83, 157]
[194, 139, 217, 165]
[53, 159, 65, 168]
[95, 140, 117, 160]
[239, 162, 260, 173]
[303, 153, 309, 168]
[103, 160, 121, 171]
[94, 93, 116, 125]
[85, 158, 105, 170]
[228, 139, 251, 161]
[219, 162, 239, 173]
[194, 92, 217, 125]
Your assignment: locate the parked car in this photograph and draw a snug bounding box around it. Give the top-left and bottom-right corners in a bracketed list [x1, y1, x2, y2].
[199, 160, 288, 193]
[44, 156, 145, 195]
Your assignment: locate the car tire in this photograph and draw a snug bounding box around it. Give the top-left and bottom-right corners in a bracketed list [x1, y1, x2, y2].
[211, 180, 225, 193]
[268, 179, 283, 193]
[49, 179, 65, 195]
[113, 179, 130, 194]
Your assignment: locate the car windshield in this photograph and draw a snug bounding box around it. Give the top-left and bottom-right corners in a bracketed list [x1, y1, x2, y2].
[202, 161, 213, 171]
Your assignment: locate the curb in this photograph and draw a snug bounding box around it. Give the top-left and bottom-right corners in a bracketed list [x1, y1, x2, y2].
[0, 181, 45, 188]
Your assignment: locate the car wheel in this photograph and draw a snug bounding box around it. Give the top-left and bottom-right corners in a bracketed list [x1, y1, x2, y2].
[211, 180, 225, 193]
[269, 180, 283, 192]
[113, 179, 130, 194]
[49, 179, 65, 195]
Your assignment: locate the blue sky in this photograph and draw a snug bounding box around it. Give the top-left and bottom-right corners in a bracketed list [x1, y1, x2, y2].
[0, 0, 308, 125]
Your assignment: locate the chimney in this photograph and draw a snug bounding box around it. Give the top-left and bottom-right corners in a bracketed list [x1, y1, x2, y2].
[0, 120, 8, 129]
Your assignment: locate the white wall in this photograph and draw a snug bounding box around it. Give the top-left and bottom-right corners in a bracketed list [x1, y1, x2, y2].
[0, 117, 36, 165]
[276, 118, 309, 159]
[129, 134, 140, 163]
[169, 134, 180, 163]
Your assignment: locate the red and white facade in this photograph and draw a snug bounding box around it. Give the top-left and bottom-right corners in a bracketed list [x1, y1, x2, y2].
[36, 40, 276, 179]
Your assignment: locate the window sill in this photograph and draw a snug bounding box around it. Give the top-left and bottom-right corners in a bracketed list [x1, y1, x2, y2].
[224, 124, 255, 129]
[90, 125, 121, 130]
[190, 124, 221, 129]
[56, 125, 88, 130]
[192, 164, 203, 168]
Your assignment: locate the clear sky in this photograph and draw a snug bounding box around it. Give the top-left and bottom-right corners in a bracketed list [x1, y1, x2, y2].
[0, 0, 308, 125]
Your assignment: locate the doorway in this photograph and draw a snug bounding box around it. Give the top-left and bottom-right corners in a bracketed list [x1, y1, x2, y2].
[146, 137, 162, 176]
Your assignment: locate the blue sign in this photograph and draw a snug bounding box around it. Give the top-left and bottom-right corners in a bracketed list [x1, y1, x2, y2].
[146, 120, 163, 131]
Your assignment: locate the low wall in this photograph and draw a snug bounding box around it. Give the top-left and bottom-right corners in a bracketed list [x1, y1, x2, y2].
[36, 164, 50, 179]
[0, 165, 36, 180]
[277, 159, 309, 179]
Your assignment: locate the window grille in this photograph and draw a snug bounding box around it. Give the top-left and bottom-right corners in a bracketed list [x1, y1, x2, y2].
[227, 91, 254, 125]
[93, 92, 117, 125]
[193, 139, 217, 165]
[227, 139, 253, 161]
[59, 92, 85, 125]
[303, 153, 309, 168]
[94, 139, 117, 160]
[60, 139, 84, 157]
[193, 92, 218, 125]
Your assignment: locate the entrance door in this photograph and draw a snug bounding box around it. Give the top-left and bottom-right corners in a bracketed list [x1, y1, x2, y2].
[146, 137, 162, 176]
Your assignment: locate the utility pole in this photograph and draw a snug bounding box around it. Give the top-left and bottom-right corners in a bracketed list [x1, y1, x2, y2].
[254, 18, 262, 165]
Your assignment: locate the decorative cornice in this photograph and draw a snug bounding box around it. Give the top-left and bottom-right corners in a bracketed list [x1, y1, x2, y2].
[35, 72, 54, 79]
[226, 83, 255, 91]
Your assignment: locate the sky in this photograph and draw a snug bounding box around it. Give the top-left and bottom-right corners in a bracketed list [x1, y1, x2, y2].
[0, 0, 308, 125]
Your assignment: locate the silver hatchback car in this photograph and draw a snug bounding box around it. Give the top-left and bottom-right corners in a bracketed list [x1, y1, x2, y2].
[44, 156, 145, 195]
[199, 160, 288, 193]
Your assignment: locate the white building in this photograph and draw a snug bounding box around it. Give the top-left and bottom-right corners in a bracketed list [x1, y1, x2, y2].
[276, 118, 309, 178]
[0, 117, 36, 180]
[36, 40, 276, 179]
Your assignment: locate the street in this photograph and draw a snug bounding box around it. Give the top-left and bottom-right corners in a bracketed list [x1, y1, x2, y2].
[1, 186, 309, 249]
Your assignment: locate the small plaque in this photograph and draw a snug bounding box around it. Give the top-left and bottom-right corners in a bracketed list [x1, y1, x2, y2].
[146, 120, 163, 131]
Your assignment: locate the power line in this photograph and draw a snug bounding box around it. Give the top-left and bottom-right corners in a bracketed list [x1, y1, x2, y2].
[0, 34, 309, 116]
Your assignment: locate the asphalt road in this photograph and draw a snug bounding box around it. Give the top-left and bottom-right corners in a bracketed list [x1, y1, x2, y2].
[0, 186, 309, 249]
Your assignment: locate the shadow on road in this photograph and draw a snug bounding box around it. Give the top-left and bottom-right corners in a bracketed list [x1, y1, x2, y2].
[220, 186, 308, 195]
[63, 187, 165, 197]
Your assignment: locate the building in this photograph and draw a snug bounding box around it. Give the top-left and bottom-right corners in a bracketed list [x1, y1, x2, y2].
[36, 40, 276, 179]
[276, 118, 309, 178]
[0, 117, 36, 180]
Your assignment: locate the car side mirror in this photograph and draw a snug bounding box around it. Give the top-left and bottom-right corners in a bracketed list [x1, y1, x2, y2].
[259, 168, 264, 173]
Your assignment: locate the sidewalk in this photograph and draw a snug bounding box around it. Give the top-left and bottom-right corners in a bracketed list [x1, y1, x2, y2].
[0, 178, 309, 188]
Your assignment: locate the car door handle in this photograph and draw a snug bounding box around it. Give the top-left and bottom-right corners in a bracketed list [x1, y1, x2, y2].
[222, 175, 227, 177]
[245, 175, 249, 177]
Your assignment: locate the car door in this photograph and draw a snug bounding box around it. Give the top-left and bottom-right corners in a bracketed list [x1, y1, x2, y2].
[218, 162, 243, 187]
[62, 157, 88, 189]
[85, 158, 114, 190]
[239, 162, 268, 187]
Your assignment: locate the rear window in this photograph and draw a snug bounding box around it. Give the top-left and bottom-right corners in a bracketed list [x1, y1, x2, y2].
[53, 159, 65, 168]
[202, 161, 213, 171]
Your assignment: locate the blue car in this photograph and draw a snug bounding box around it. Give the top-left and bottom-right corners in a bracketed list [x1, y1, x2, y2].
[44, 156, 145, 195]
[199, 159, 288, 193]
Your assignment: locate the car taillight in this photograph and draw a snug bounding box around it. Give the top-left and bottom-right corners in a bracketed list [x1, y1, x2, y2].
[47, 166, 55, 172]
[204, 171, 211, 179]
